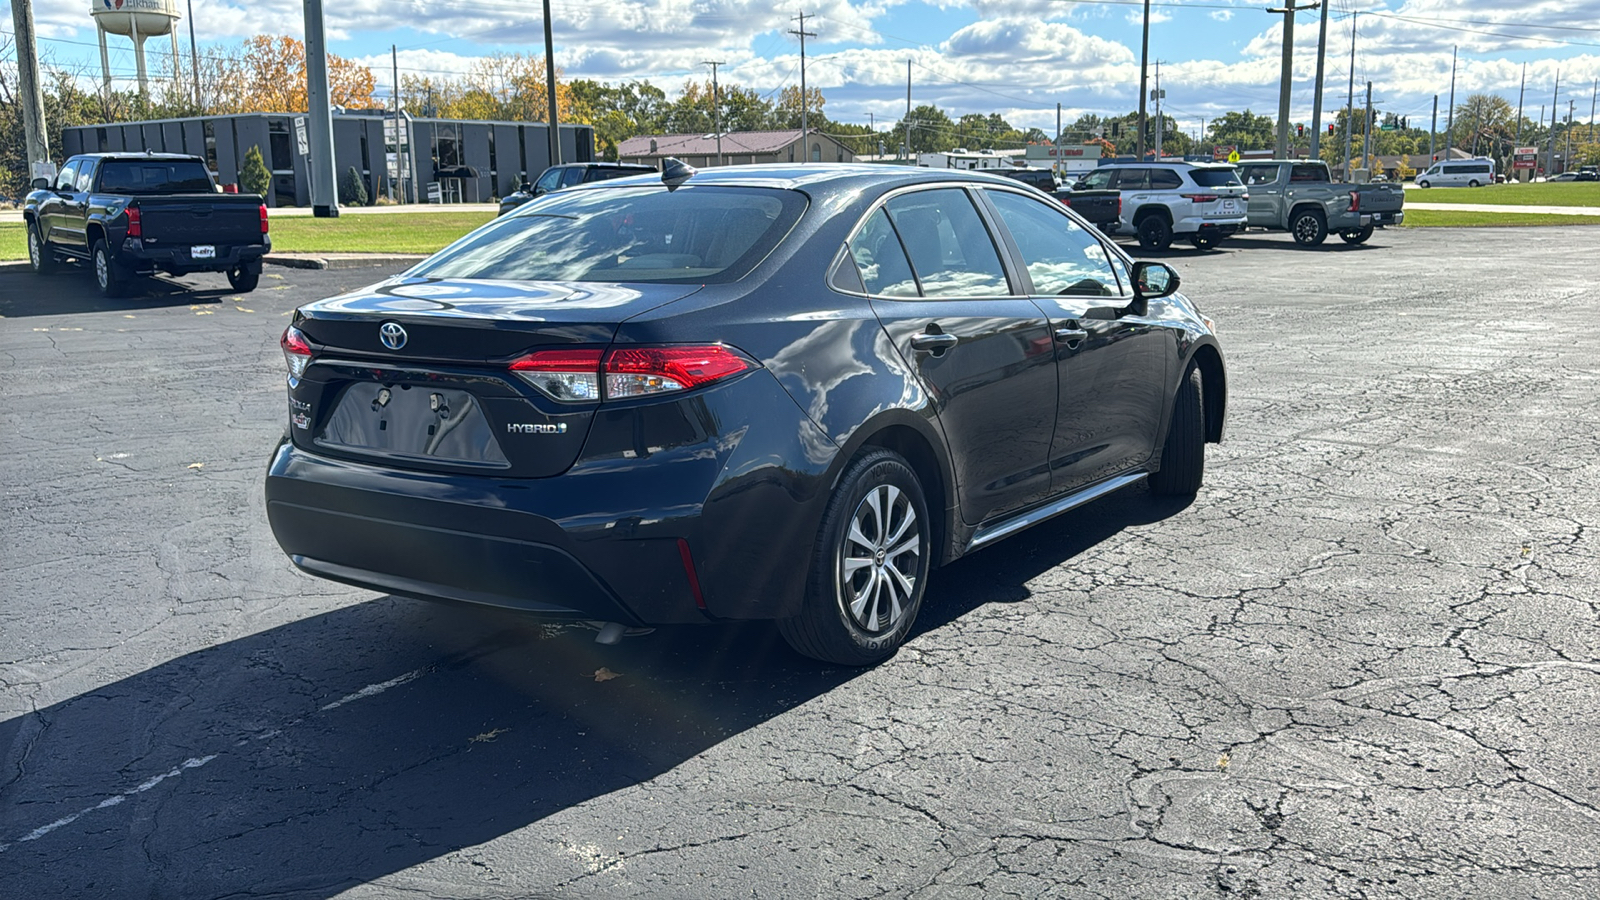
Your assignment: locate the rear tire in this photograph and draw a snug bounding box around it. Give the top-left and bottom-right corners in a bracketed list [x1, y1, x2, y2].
[1190, 233, 1221, 250]
[1290, 209, 1328, 247]
[1468, 179, 1481, 187]
[1137, 214, 1173, 251]
[27, 222, 56, 274]
[92, 239, 129, 298]
[1150, 365, 1205, 498]
[778, 449, 931, 666]
[227, 261, 261, 293]
[1339, 225, 1375, 244]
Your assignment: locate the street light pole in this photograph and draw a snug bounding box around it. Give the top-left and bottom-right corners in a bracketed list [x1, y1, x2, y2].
[1137, 0, 1150, 159]
[1267, 2, 1320, 159]
[1309, 0, 1330, 157]
[703, 60, 725, 165]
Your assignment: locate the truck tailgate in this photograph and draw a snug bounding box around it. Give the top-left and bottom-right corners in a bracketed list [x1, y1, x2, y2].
[1353, 183, 1405, 213]
[137, 196, 263, 247]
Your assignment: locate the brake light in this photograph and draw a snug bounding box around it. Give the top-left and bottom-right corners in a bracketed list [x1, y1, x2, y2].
[126, 207, 141, 238]
[1348, 191, 1360, 212]
[509, 348, 604, 401]
[1181, 194, 1220, 203]
[281, 325, 312, 381]
[260, 204, 270, 234]
[507, 345, 753, 402]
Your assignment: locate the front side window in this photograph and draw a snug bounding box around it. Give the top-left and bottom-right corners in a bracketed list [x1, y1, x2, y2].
[847, 208, 919, 297]
[409, 185, 806, 284]
[534, 167, 563, 193]
[885, 188, 1009, 298]
[55, 161, 80, 191]
[986, 190, 1120, 298]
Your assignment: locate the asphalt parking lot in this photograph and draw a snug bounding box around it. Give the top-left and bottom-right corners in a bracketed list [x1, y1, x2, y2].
[2, 227, 1598, 899]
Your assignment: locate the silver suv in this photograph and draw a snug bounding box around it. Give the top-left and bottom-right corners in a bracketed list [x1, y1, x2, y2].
[1075, 162, 1248, 250]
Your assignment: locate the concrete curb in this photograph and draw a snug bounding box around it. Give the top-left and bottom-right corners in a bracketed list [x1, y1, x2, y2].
[265, 254, 427, 271]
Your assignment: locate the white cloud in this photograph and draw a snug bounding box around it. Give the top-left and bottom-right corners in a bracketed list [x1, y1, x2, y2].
[1211, 10, 1234, 22]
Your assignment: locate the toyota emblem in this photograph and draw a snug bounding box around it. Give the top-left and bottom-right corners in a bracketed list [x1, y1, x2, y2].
[379, 322, 408, 350]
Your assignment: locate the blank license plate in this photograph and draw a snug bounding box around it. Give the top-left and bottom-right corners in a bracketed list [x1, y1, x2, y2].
[191, 245, 215, 259]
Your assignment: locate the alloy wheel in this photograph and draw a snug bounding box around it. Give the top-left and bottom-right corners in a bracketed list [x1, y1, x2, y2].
[95, 250, 109, 289]
[838, 483, 921, 635]
[28, 230, 40, 267]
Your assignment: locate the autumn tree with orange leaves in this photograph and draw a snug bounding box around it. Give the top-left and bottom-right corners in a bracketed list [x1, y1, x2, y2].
[207, 36, 377, 114]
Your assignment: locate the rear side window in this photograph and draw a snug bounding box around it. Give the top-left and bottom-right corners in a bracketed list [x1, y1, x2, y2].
[847, 209, 918, 297]
[410, 185, 807, 283]
[1192, 168, 1244, 187]
[1110, 169, 1148, 190]
[1150, 169, 1183, 189]
[885, 189, 1010, 298]
[1288, 165, 1327, 183]
[99, 161, 213, 194]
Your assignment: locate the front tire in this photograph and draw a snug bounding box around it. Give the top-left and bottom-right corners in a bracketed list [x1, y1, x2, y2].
[28, 222, 57, 274]
[778, 449, 931, 666]
[1340, 225, 1375, 244]
[1290, 209, 1328, 247]
[1137, 214, 1173, 251]
[227, 261, 261, 293]
[92, 239, 129, 298]
[1418, 180, 1430, 189]
[1468, 179, 1481, 187]
[1150, 365, 1205, 498]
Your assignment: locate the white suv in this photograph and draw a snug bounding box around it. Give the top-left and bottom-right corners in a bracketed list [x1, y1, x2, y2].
[1075, 162, 1249, 250]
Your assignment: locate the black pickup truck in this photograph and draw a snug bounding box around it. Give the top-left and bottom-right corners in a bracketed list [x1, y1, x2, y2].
[24, 152, 271, 297]
[993, 167, 1121, 232]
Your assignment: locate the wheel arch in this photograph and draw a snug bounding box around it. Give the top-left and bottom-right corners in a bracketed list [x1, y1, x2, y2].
[86, 221, 108, 250]
[1133, 204, 1173, 224]
[1289, 202, 1325, 224]
[1186, 341, 1226, 444]
[833, 413, 958, 567]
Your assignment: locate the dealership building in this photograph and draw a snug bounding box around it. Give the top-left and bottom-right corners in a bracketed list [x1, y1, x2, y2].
[61, 112, 595, 207]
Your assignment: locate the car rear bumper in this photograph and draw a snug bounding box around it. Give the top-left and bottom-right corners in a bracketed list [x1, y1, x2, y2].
[1176, 215, 1246, 234]
[119, 237, 269, 273]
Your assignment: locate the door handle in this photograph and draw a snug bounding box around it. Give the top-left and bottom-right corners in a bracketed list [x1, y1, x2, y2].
[1054, 326, 1089, 346]
[909, 332, 958, 353]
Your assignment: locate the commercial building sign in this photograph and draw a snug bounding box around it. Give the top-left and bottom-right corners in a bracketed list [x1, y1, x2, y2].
[1513, 146, 1538, 170]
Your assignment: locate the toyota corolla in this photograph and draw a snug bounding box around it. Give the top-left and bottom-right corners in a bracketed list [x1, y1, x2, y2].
[265, 163, 1226, 665]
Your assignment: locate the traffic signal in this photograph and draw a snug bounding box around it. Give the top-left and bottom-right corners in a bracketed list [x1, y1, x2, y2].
[1111, 122, 1121, 138]
[1297, 124, 1305, 138]
[1328, 124, 1335, 135]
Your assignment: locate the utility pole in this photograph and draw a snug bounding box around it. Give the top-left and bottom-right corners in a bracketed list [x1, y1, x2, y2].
[1342, 12, 1355, 176]
[1590, 77, 1597, 144]
[1153, 61, 1164, 159]
[703, 60, 725, 165]
[790, 11, 817, 162]
[1310, 0, 1330, 156]
[1516, 63, 1526, 146]
[9, 0, 50, 184]
[904, 59, 912, 162]
[1445, 46, 1456, 154]
[303, 0, 338, 217]
[1137, 0, 1151, 159]
[542, 0, 562, 168]
[392, 45, 400, 202]
[1549, 71, 1561, 176]
[1361, 81, 1372, 175]
[1268, 2, 1320, 159]
[1567, 99, 1576, 172]
[1056, 102, 1062, 147]
[185, 0, 201, 108]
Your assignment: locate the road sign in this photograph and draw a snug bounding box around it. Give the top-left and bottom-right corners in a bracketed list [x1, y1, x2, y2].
[1227, 150, 1241, 164]
[294, 117, 310, 157]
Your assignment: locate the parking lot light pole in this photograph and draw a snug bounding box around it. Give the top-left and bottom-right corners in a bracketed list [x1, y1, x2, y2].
[1268, 2, 1320, 160]
[1137, 0, 1150, 159]
[303, 0, 339, 218]
[1309, 0, 1329, 157]
[543, 0, 561, 168]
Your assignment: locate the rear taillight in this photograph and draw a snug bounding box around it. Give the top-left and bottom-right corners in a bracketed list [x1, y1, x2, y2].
[507, 345, 754, 402]
[260, 204, 270, 234]
[1181, 194, 1219, 203]
[509, 348, 604, 401]
[1348, 191, 1360, 212]
[281, 325, 312, 381]
[125, 207, 141, 238]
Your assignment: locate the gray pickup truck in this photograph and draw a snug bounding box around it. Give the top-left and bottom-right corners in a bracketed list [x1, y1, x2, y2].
[1235, 160, 1404, 246]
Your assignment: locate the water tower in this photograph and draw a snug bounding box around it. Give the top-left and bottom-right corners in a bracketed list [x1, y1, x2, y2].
[90, 0, 181, 94]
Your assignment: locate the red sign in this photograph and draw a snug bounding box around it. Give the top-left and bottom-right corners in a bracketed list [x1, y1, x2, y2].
[1212, 145, 1236, 161]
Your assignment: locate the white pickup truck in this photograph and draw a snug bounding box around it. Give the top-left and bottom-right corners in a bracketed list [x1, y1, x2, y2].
[1235, 160, 1405, 246]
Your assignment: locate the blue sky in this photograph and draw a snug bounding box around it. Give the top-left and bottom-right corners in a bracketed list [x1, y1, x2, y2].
[19, 0, 1600, 137]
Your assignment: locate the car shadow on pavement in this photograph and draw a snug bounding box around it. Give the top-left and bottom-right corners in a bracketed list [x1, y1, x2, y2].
[1112, 232, 1390, 257]
[0, 486, 1189, 897]
[0, 270, 234, 317]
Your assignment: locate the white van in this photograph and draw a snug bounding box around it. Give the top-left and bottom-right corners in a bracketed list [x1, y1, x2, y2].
[1416, 159, 1495, 188]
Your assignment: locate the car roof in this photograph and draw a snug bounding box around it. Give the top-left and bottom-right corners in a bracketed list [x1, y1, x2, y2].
[71, 152, 201, 161]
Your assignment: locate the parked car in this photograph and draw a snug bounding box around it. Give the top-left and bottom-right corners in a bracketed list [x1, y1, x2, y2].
[498, 162, 657, 215]
[1234, 160, 1405, 246]
[1074, 161, 1248, 250]
[24, 152, 270, 296]
[266, 163, 1226, 666]
[1549, 171, 1598, 183]
[1415, 158, 1495, 188]
[995, 166, 1120, 232]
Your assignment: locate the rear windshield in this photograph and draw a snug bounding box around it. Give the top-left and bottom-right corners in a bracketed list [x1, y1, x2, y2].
[1190, 168, 1244, 187]
[99, 161, 214, 194]
[409, 185, 808, 284]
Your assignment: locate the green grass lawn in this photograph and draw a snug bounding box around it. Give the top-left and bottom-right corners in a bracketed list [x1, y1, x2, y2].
[0, 211, 496, 261]
[1399, 208, 1600, 227]
[1406, 181, 1600, 207]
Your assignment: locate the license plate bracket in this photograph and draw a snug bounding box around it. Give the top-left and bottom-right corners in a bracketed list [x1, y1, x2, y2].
[316, 382, 509, 466]
[191, 245, 216, 259]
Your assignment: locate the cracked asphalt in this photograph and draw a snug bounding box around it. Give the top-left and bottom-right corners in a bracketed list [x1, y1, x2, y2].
[2, 227, 1598, 899]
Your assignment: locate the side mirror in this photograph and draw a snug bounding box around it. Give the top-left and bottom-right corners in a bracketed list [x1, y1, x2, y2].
[519, 182, 532, 193]
[1124, 261, 1181, 317]
[532, 185, 548, 197]
[30, 177, 49, 190]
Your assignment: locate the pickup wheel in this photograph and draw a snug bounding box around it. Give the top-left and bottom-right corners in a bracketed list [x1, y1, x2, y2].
[27, 222, 57, 275]
[1339, 225, 1375, 245]
[227, 261, 261, 293]
[91, 239, 130, 298]
[1290, 209, 1328, 247]
[1136, 214, 1174, 251]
